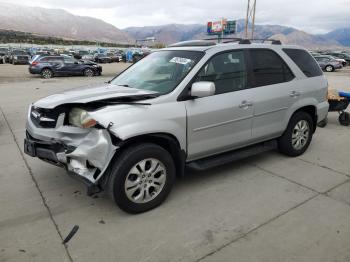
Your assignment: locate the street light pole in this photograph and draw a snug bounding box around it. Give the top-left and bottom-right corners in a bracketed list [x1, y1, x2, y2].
[244, 0, 257, 39]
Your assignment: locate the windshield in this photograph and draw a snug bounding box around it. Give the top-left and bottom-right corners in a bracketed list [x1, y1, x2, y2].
[111, 50, 203, 94]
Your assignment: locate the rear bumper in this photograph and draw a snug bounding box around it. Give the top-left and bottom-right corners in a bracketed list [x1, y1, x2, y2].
[29, 66, 41, 74]
[317, 101, 329, 122]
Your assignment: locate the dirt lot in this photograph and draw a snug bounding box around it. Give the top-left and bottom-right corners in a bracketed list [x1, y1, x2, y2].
[0, 63, 350, 262]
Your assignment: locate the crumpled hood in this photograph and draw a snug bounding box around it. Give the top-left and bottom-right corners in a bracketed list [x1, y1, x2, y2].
[34, 83, 157, 109]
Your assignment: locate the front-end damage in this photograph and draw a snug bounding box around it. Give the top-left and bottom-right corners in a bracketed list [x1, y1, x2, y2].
[58, 129, 117, 183]
[25, 103, 118, 192]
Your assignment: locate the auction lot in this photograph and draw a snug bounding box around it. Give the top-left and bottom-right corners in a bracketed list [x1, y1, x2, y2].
[0, 63, 350, 262]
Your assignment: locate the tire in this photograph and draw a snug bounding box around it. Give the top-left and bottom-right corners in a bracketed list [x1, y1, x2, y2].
[278, 111, 314, 157]
[317, 118, 328, 128]
[83, 68, 94, 77]
[41, 68, 53, 79]
[325, 65, 334, 72]
[338, 112, 350, 126]
[108, 143, 175, 213]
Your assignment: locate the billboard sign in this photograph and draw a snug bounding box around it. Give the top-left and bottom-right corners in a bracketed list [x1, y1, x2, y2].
[207, 20, 236, 35]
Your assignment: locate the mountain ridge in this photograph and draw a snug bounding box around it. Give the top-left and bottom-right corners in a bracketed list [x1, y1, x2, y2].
[0, 3, 133, 44]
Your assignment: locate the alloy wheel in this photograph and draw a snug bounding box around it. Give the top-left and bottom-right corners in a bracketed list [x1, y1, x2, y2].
[124, 158, 167, 204]
[292, 120, 310, 150]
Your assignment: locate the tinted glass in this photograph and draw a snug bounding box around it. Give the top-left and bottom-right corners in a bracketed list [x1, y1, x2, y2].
[250, 49, 294, 87]
[195, 50, 247, 94]
[40, 57, 62, 62]
[63, 57, 76, 64]
[283, 48, 323, 77]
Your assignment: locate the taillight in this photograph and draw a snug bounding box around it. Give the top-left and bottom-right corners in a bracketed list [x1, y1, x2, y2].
[31, 61, 39, 66]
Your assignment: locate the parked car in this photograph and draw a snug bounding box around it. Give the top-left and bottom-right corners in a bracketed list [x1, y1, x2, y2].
[0, 47, 8, 64]
[314, 56, 343, 72]
[29, 56, 102, 78]
[327, 52, 350, 65]
[107, 52, 121, 63]
[9, 49, 30, 65]
[318, 54, 347, 67]
[81, 51, 94, 61]
[94, 53, 111, 63]
[24, 40, 328, 213]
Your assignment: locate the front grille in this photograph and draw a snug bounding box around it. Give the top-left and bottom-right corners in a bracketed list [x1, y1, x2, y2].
[30, 106, 59, 128]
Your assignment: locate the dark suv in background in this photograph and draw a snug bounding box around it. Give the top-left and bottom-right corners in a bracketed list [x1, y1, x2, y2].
[29, 56, 102, 78]
[10, 49, 30, 65]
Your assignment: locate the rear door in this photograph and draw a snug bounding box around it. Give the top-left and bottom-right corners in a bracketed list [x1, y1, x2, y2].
[186, 50, 254, 160]
[248, 48, 296, 141]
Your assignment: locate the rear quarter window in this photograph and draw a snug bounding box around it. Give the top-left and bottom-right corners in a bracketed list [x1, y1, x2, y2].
[283, 48, 323, 77]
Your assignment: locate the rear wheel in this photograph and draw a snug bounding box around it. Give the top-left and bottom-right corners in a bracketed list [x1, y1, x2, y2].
[278, 111, 313, 156]
[325, 65, 334, 72]
[108, 143, 175, 213]
[83, 68, 94, 77]
[317, 118, 328, 128]
[41, 68, 53, 79]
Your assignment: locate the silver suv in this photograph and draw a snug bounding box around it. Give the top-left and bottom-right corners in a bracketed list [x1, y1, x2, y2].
[24, 40, 329, 213]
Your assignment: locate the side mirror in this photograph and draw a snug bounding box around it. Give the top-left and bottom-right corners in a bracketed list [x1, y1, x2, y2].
[191, 81, 215, 98]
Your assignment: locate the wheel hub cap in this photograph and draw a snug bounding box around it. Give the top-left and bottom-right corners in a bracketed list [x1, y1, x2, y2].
[124, 158, 166, 204]
[292, 120, 310, 150]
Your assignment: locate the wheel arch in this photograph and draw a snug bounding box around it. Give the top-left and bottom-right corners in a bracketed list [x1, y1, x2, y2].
[290, 105, 317, 132]
[104, 132, 186, 184]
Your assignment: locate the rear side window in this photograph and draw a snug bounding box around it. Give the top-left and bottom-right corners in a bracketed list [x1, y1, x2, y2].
[283, 48, 323, 77]
[249, 49, 294, 87]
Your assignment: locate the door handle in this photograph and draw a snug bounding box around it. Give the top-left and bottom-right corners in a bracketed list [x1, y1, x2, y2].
[290, 91, 301, 98]
[239, 100, 253, 108]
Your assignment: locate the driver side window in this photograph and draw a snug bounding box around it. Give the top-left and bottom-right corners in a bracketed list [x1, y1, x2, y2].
[63, 57, 76, 64]
[195, 50, 247, 95]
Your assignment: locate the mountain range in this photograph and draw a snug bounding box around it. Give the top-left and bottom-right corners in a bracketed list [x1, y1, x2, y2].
[0, 3, 132, 44]
[124, 20, 349, 49]
[0, 3, 349, 49]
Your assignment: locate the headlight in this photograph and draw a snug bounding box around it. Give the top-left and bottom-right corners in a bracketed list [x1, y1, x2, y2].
[69, 108, 97, 128]
[14, 56, 18, 59]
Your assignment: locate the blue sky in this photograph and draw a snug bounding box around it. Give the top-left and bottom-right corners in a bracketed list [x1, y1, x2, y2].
[0, 0, 349, 33]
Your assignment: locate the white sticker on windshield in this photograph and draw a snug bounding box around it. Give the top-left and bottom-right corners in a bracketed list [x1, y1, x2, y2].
[169, 57, 192, 65]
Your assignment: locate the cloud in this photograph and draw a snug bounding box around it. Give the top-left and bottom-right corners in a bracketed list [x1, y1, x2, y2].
[0, 0, 349, 33]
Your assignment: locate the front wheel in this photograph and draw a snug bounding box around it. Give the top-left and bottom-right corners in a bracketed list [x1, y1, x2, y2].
[108, 143, 175, 213]
[83, 68, 94, 77]
[278, 111, 313, 157]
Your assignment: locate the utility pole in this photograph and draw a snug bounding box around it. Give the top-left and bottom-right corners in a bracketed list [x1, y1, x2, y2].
[244, 0, 257, 39]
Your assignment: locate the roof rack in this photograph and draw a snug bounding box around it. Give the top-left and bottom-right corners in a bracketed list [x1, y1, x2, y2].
[168, 38, 282, 48]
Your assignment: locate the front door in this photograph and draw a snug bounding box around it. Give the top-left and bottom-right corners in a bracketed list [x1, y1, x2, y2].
[186, 50, 254, 161]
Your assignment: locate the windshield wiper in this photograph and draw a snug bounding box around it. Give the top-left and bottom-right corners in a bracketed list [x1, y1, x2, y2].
[117, 84, 131, 88]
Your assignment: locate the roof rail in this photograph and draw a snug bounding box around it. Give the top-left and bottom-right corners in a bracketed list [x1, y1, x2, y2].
[168, 40, 216, 47]
[249, 38, 282, 45]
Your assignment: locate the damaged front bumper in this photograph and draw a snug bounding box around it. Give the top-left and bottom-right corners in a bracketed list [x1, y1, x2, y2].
[25, 109, 117, 191]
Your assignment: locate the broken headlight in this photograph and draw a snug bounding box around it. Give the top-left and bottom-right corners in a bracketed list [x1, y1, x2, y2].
[69, 108, 97, 128]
